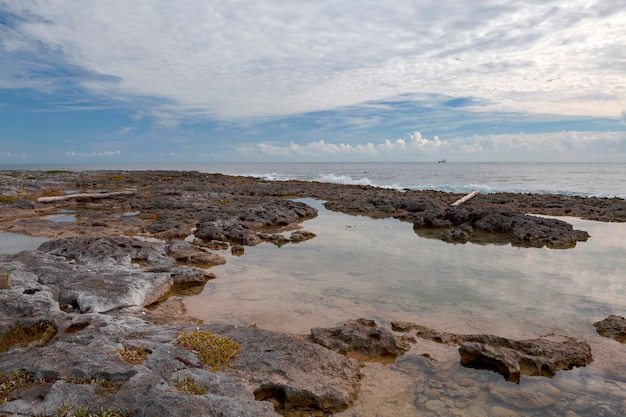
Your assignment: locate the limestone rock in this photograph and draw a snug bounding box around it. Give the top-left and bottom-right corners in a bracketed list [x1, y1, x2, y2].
[289, 230, 316, 242]
[489, 380, 561, 409]
[489, 405, 521, 417]
[412, 207, 590, 249]
[3, 170, 616, 249]
[167, 240, 226, 267]
[392, 321, 592, 383]
[311, 318, 411, 360]
[593, 315, 626, 343]
[459, 334, 593, 384]
[0, 245, 362, 417]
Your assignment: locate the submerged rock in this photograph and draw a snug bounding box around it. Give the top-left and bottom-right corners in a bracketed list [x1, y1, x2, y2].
[392, 322, 592, 383]
[311, 318, 411, 361]
[458, 334, 593, 384]
[489, 380, 561, 410]
[593, 315, 626, 343]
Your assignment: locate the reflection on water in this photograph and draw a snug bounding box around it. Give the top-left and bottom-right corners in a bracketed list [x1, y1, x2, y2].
[42, 215, 77, 223]
[0, 231, 48, 254]
[185, 199, 626, 416]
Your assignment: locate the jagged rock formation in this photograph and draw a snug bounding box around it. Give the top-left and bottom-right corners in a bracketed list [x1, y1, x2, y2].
[0, 238, 362, 416]
[2, 170, 624, 249]
[310, 318, 412, 360]
[392, 321, 593, 383]
[594, 315, 626, 343]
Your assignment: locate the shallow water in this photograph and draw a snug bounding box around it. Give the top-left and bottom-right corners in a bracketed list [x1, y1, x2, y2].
[42, 214, 77, 223]
[186, 199, 626, 416]
[0, 231, 48, 254]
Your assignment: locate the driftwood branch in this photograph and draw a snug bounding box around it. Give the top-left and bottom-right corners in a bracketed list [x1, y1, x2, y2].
[451, 190, 480, 206]
[37, 190, 135, 203]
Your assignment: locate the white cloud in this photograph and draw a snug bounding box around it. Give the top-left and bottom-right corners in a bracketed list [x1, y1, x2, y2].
[66, 150, 121, 158]
[159, 151, 178, 157]
[0, 151, 28, 160]
[1, 1, 625, 122]
[244, 131, 626, 162]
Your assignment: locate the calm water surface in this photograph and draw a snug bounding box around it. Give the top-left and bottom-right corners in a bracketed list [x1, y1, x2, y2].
[0, 231, 48, 254]
[185, 199, 626, 416]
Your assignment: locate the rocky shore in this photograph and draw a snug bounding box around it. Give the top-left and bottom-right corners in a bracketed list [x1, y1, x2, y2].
[1, 170, 626, 416]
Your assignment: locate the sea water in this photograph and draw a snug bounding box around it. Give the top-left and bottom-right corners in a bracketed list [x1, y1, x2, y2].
[183, 199, 626, 416]
[3, 162, 626, 198]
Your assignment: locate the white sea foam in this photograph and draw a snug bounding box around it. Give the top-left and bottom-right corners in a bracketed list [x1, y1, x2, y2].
[243, 170, 626, 198]
[27, 162, 620, 198]
[317, 173, 373, 186]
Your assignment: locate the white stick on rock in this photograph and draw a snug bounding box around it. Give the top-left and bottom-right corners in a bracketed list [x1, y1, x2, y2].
[451, 190, 480, 206]
[37, 190, 135, 203]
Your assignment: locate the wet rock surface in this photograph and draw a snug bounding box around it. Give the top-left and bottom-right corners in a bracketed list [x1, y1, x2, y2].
[1, 170, 624, 248]
[310, 318, 412, 360]
[412, 206, 590, 248]
[391, 352, 626, 417]
[594, 315, 626, 343]
[488, 380, 562, 409]
[0, 238, 362, 416]
[392, 322, 593, 383]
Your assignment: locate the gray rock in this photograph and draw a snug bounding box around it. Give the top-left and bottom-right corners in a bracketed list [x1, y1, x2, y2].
[167, 240, 226, 267]
[0, 238, 362, 417]
[412, 207, 590, 249]
[489, 380, 561, 409]
[311, 318, 411, 360]
[37, 236, 174, 271]
[289, 230, 316, 242]
[459, 334, 593, 384]
[593, 315, 626, 343]
[392, 321, 592, 383]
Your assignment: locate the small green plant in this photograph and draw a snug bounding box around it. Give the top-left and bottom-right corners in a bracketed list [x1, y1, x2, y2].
[45, 170, 73, 174]
[0, 321, 57, 353]
[0, 195, 19, 205]
[114, 345, 150, 365]
[41, 402, 133, 417]
[66, 374, 123, 396]
[95, 174, 125, 182]
[173, 329, 241, 371]
[94, 378, 123, 396]
[0, 272, 9, 289]
[172, 375, 208, 395]
[0, 370, 35, 404]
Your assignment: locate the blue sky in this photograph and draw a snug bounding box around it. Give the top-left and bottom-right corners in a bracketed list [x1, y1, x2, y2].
[1, 1, 625, 164]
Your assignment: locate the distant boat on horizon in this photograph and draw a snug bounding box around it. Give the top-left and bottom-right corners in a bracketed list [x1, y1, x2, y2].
[438, 159, 446, 163]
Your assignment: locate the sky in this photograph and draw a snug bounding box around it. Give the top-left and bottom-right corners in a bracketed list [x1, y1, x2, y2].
[1, 0, 625, 164]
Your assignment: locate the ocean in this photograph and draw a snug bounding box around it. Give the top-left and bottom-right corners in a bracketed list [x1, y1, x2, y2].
[3, 162, 626, 198]
[2, 162, 626, 415]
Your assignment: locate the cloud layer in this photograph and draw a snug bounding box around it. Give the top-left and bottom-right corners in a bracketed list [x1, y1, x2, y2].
[240, 131, 626, 162]
[1, 1, 625, 164]
[2, 1, 625, 123]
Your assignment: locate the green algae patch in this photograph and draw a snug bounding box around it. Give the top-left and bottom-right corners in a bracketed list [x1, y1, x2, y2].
[0, 195, 19, 205]
[0, 321, 57, 353]
[0, 370, 36, 404]
[39, 402, 133, 417]
[172, 375, 209, 395]
[114, 345, 151, 365]
[173, 329, 241, 371]
[0, 272, 9, 289]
